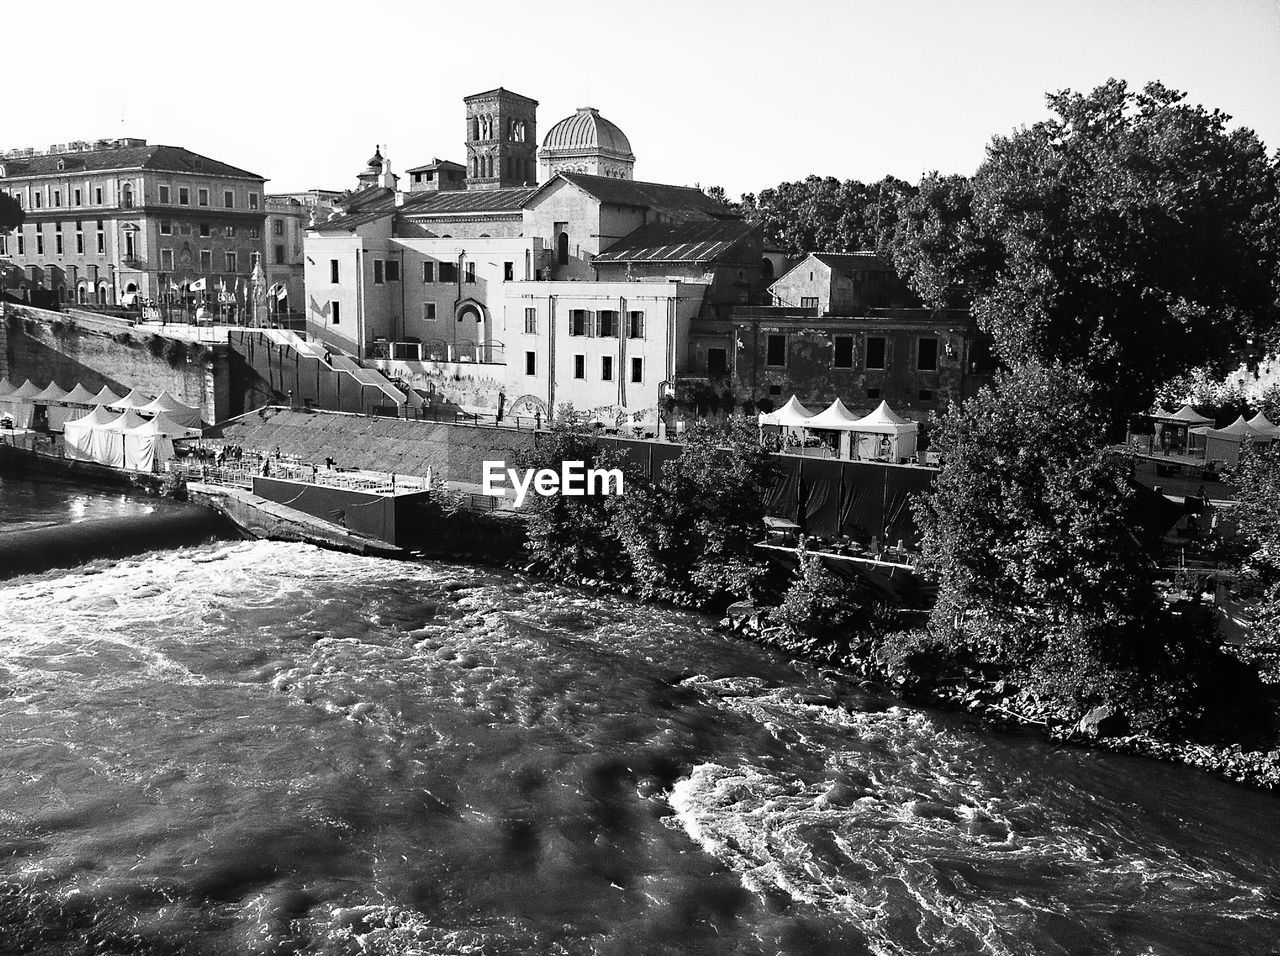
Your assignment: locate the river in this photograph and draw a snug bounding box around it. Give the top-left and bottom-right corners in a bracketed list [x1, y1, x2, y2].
[0, 483, 1278, 955]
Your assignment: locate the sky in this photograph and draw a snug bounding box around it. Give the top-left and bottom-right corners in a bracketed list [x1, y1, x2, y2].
[6, 0, 1278, 198]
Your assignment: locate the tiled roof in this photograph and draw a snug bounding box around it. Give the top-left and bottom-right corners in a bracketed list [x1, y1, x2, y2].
[812, 251, 890, 275]
[401, 187, 536, 217]
[0, 144, 263, 180]
[535, 173, 739, 221]
[341, 185, 394, 213]
[593, 220, 761, 264]
[404, 159, 465, 174]
[542, 108, 633, 156]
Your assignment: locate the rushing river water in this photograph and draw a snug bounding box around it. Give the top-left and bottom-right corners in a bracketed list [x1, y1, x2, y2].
[0, 472, 167, 532]
[1, 487, 1279, 955]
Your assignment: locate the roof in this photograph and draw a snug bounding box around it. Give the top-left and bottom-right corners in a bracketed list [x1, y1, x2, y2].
[812, 251, 891, 275]
[464, 87, 538, 104]
[405, 159, 465, 174]
[532, 172, 738, 221]
[593, 220, 760, 264]
[542, 108, 633, 157]
[402, 186, 537, 217]
[0, 143, 264, 181]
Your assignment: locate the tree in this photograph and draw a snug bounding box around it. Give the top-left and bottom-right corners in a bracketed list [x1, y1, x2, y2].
[769, 551, 880, 661]
[744, 175, 917, 256]
[1230, 442, 1280, 682]
[887, 80, 1280, 424]
[0, 192, 22, 234]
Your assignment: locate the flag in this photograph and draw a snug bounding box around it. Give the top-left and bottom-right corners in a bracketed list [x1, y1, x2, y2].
[169, 279, 179, 292]
[218, 278, 226, 294]
[190, 278, 207, 292]
[275, 284, 288, 301]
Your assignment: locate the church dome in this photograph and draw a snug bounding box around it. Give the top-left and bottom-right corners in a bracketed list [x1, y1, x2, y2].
[542, 108, 634, 157]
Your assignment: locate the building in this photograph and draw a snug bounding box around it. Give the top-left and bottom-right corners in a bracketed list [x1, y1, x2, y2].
[464, 88, 538, 190]
[404, 159, 466, 193]
[538, 107, 636, 181]
[263, 189, 343, 320]
[768, 251, 919, 313]
[0, 138, 266, 306]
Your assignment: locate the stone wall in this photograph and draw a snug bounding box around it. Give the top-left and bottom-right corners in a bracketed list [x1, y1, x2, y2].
[1, 303, 229, 422]
[369, 357, 505, 415]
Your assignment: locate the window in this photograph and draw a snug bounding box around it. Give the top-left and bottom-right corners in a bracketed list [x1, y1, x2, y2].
[224, 190, 234, 208]
[423, 303, 437, 321]
[525, 351, 536, 375]
[866, 388, 881, 400]
[386, 260, 399, 282]
[73, 188, 82, 206]
[865, 336, 886, 370]
[918, 389, 934, 401]
[330, 259, 340, 284]
[249, 193, 259, 209]
[179, 187, 190, 205]
[34, 192, 41, 209]
[766, 334, 786, 367]
[95, 222, 104, 253]
[503, 261, 514, 281]
[569, 309, 588, 336]
[160, 220, 172, 236]
[225, 225, 235, 238]
[199, 222, 210, 237]
[123, 230, 135, 259]
[573, 354, 585, 379]
[768, 384, 783, 397]
[833, 336, 854, 368]
[35, 226, 43, 255]
[630, 357, 643, 383]
[439, 261, 457, 282]
[524, 307, 537, 333]
[274, 244, 285, 265]
[198, 187, 209, 207]
[0, 235, 6, 256]
[225, 251, 237, 272]
[601, 356, 613, 381]
[707, 347, 728, 377]
[465, 262, 475, 283]
[200, 249, 212, 271]
[54, 226, 63, 254]
[161, 249, 173, 270]
[95, 187, 103, 204]
[800, 296, 819, 310]
[53, 190, 61, 207]
[373, 260, 384, 284]
[15, 232, 22, 254]
[249, 226, 259, 239]
[627, 311, 644, 339]
[596, 310, 617, 337]
[555, 223, 569, 265]
[917, 337, 938, 371]
[331, 301, 341, 324]
[273, 219, 284, 236]
[159, 185, 170, 204]
[75, 225, 84, 254]
[422, 261, 435, 283]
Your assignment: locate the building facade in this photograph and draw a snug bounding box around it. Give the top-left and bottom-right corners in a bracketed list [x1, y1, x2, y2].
[464, 88, 538, 190]
[0, 138, 266, 306]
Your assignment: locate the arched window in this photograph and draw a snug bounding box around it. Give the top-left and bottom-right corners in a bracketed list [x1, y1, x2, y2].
[761, 258, 775, 282]
[557, 230, 569, 266]
[121, 183, 133, 208]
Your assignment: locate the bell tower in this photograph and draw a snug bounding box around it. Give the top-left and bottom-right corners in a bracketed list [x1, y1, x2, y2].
[463, 88, 538, 190]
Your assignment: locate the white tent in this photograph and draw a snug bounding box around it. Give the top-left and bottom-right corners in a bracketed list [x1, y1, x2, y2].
[0, 378, 12, 399]
[123, 413, 195, 471]
[90, 385, 125, 407]
[1203, 415, 1274, 467]
[31, 382, 69, 403]
[0, 379, 42, 428]
[1164, 404, 1214, 426]
[109, 387, 154, 411]
[803, 398, 862, 430]
[847, 401, 920, 461]
[63, 405, 122, 464]
[62, 383, 101, 406]
[138, 391, 203, 428]
[1247, 411, 1280, 438]
[759, 396, 816, 429]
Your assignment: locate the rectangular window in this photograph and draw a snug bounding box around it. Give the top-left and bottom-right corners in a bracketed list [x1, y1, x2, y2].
[525, 351, 536, 376]
[161, 249, 173, 270]
[439, 261, 457, 282]
[707, 347, 728, 377]
[95, 225, 104, 254]
[225, 251, 237, 272]
[224, 190, 234, 208]
[75, 228, 84, 254]
[524, 307, 536, 333]
[225, 225, 235, 238]
[199, 222, 210, 237]
[15, 232, 22, 254]
[866, 336, 886, 370]
[200, 249, 212, 271]
[627, 311, 645, 339]
[35, 228, 43, 255]
[917, 337, 938, 371]
[866, 387, 881, 400]
[249, 193, 259, 209]
[386, 260, 400, 282]
[159, 185, 170, 204]
[422, 261, 435, 283]
[601, 356, 613, 381]
[423, 303, 437, 321]
[179, 186, 190, 205]
[95, 187, 103, 204]
[373, 260, 384, 284]
[766, 334, 786, 367]
[198, 187, 209, 207]
[918, 389, 934, 401]
[160, 220, 172, 235]
[273, 219, 284, 236]
[73, 188, 82, 206]
[33, 193, 41, 209]
[54, 231, 63, 255]
[53, 190, 61, 207]
[833, 336, 854, 368]
[331, 301, 340, 324]
[630, 356, 643, 383]
[503, 261, 514, 281]
[569, 309, 588, 336]
[249, 226, 259, 239]
[573, 354, 585, 379]
[0, 234, 6, 256]
[274, 244, 285, 264]
[596, 310, 617, 337]
[465, 262, 475, 283]
[330, 259, 340, 284]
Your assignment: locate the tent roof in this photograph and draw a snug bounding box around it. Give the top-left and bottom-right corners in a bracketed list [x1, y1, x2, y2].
[1247, 411, 1280, 437]
[91, 385, 125, 406]
[127, 411, 200, 437]
[99, 409, 149, 432]
[63, 383, 101, 404]
[770, 395, 816, 427]
[66, 406, 120, 429]
[0, 378, 13, 398]
[804, 398, 862, 430]
[110, 387, 154, 410]
[1163, 404, 1214, 425]
[31, 382, 69, 402]
[9, 379, 44, 400]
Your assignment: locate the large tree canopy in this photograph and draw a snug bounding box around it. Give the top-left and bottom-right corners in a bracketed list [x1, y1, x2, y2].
[741, 175, 916, 256]
[0, 192, 23, 234]
[885, 79, 1280, 422]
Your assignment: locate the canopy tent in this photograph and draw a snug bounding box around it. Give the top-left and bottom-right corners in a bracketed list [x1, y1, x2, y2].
[803, 398, 862, 430]
[135, 411, 201, 439]
[31, 382, 69, 403]
[62, 383, 102, 405]
[109, 387, 154, 411]
[8, 379, 43, 400]
[123, 414, 195, 471]
[0, 379, 42, 428]
[90, 385, 125, 407]
[1203, 415, 1274, 467]
[1247, 411, 1280, 438]
[759, 396, 816, 429]
[63, 406, 123, 464]
[847, 401, 920, 461]
[1164, 404, 1214, 426]
[0, 378, 13, 399]
[138, 391, 203, 428]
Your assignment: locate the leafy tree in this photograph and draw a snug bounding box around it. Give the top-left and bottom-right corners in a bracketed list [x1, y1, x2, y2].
[887, 79, 1280, 423]
[769, 551, 880, 660]
[744, 174, 916, 256]
[1230, 442, 1280, 682]
[0, 192, 22, 234]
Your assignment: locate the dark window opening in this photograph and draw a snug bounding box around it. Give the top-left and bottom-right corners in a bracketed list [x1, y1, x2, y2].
[766, 334, 786, 367]
[707, 347, 728, 377]
[833, 336, 854, 368]
[866, 387, 881, 399]
[917, 337, 938, 371]
[866, 336, 886, 370]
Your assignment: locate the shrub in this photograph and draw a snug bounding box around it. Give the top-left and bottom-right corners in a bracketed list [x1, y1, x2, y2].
[767, 551, 880, 661]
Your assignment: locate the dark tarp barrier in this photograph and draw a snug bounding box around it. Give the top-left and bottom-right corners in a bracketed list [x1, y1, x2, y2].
[765, 458, 802, 522]
[800, 458, 843, 537]
[837, 461, 934, 548]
